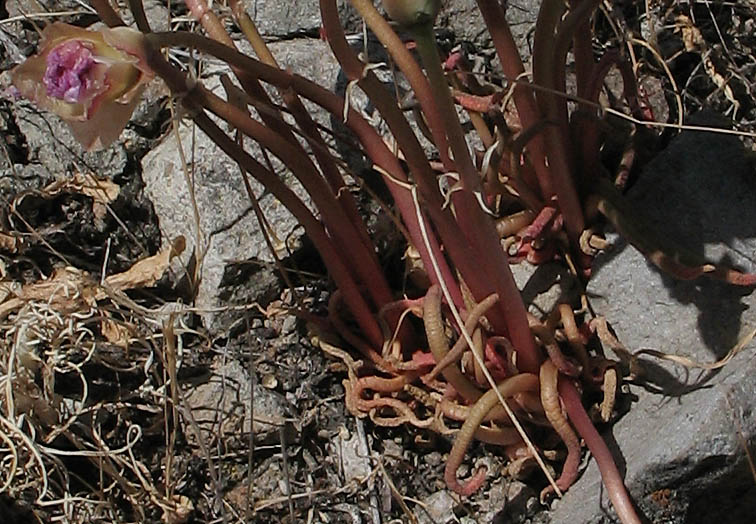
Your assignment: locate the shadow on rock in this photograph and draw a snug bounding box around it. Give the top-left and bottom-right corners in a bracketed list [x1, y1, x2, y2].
[591, 111, 756, 384]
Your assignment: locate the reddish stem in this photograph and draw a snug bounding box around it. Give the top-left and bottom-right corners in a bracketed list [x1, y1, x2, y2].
[553, 0, 601, 185]
[475, 0, 554, 199]
[186, 0, 378, 267]
[228, 0, 379, 270]
[346, 0, 452, 169]
[319, 0, 463, 307]
[141, 44, 385, 349]
[187, 1, 409, 317]
[520, 205, 559, 244]
[563, 0, 601, 101]
[577, 49, 641, 190]
[198, 88, 396, 313]
[408, 21, 541, 373]
[532, 0, 585, 246]
[183, 0, 299, 145]
[91, 0, 126, 27]
[452, 90, 504, 113]
[178, 2, 399, 322]
[559, 380, 642, 524]
[342, 3, 539, 368]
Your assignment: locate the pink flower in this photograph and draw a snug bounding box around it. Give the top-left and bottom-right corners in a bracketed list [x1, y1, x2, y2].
[11, 23, 153, 151]
[43, 40, 97, 103]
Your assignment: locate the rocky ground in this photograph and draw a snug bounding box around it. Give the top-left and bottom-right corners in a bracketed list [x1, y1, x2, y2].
[1, 1, 755, 523]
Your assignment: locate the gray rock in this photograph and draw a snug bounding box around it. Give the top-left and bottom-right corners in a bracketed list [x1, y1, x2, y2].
[503, 0, 541, 61]
[417, 490, 457, 524]
[243, 0, 538, 56]
[549, 112, 756, 523]
[6, 0, 83, 19]
[183, 357, 294, 445]
[329, 428, 373, 484]
[120, 0, 171, 32]
[245, 0, 322, 37]
[478, 479, 522, 523]
[2, 84, 160, 275]
[331, 503, 365, 523]
[142, 108, 289, 328]
[0, 164, 55, 202]
[13, 102, 129, 180]
[438, 0, 489, 45]
[434, 0, 540, 60]
[246, 1, 362, 38]
[501, 480, 539, 522]
[439, 0, 537, 55]
[141, 37, 341, 332]
[511, 261, 579, 318]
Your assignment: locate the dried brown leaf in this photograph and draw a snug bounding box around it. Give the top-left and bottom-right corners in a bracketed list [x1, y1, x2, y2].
[676, 14, 739, 114]
[101, 317, 132, 349]
[0, 231, 20, 253]
[0, 268, 94, 319]
[0, 237, 185, 320]
[43, 172, 120, 220]
[0, 297, 23, 319]
[0, 280, 20, 304]
[104, 236, 185, 291]
[19, 266, 98, 312]
[162, 494, 194, 524]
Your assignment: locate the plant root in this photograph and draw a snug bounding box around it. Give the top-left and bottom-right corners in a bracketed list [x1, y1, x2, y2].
[529, 315, 582, 377]
[556, 303, 591, 374]
[634, 326, 756, 371]
[423, 285, 483, 402]
[486, 335, 519, 375]
[328, 290, 396, 373]
[444, 373, 539, 495]
[599, 366, 618, 423]
[539, 360, 581, 500]
[344, 373, 435, 428]
[496, 210, 537, 239]
[426, 290, 500, 382]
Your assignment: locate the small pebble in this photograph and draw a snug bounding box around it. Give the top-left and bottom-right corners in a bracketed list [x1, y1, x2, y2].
[261, 374, 278, 389]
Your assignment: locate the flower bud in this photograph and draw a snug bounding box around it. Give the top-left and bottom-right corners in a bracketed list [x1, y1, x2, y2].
[383, 0, 441, 27]
[11, 23, 152, 151]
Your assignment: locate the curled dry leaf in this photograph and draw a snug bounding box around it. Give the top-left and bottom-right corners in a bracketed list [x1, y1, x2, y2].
[104, 235, 186, 291]
[19, 266, 99, 312]
[0, 236, 185, 320]
[0, 280, 19, 304]
[162, 494, 194, 524]
[0, 231, 20, 253]
[676, 14, 739, 114]
[43, 172, 120, 220]
[101, 317, 132, 348]
[13, 374, 59, 426]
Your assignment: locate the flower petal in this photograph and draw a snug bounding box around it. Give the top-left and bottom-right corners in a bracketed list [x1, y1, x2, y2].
[68, 83, 146, 151]
[10, 22, 153, 151]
